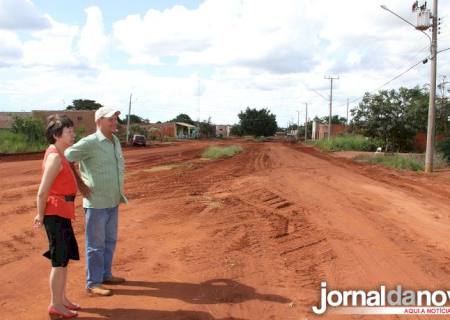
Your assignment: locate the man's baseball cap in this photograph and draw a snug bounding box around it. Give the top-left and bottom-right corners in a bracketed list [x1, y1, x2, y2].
[95, 107, 121, 122]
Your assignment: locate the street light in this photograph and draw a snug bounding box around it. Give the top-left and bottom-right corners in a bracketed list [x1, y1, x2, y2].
[380, 2, 438, 173]
[380, 5, 431, 45]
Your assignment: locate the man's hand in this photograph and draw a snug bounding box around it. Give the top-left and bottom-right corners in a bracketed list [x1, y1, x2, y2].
[79, 182, 92, 198]
[69, 162, 92, 198]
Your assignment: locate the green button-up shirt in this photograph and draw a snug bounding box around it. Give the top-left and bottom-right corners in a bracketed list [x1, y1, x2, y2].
[65, 130, 127, 209]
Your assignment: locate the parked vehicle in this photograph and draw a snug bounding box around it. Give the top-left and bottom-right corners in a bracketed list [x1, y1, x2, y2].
[132, 134, 146, 146]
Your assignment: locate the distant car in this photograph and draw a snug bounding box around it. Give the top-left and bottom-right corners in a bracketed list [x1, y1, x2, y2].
[132, 134, 146, 146]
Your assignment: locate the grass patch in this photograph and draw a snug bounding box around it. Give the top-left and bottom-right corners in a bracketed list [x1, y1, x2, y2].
[314, 135, 382, 152]
[355, 153, 448, 171]
[202, 145, 243, 159]
[144, 162, 194, 172]
[0, 130, 47, 153]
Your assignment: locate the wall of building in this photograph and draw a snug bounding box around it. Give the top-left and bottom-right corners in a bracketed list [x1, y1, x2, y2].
[216, 125, 231, 137]
[413, 132, 445, 152]
[316, 124, 347, 140]
[32, 110, 96, 134]
[0, 112, 32, 129]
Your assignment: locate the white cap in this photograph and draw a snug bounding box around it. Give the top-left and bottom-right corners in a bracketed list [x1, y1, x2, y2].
[95, 107, 121, 122]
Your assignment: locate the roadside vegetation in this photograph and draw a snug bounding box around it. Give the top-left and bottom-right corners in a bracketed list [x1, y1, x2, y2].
[314, 135, 382, 152]
[202, 145, 243, 159]
[0, 116, 47, 154]
[355, 153, 447, 172]
[0, 130, 47, 153]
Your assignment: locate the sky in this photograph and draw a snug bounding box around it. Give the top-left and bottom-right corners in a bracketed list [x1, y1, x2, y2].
[0, 0, 449, 127]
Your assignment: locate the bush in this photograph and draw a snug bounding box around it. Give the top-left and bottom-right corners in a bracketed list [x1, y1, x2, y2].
[355, 153, 447, 171]
[0, 130, 47, 153]
[202, 145, 243, 159]
[364, 155, 423, 171]
[437, 137, 450, 163]
[314, 135, 383, 152]
[11, 116, 45, 144]
[75, 125, 86, 142]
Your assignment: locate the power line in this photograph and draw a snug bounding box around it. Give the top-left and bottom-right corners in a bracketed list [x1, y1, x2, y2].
[339, 47, 450, 109]
[335, 58, 426, 109]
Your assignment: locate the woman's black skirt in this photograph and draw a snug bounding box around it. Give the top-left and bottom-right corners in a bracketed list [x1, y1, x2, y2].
[43, 215, 80, 267]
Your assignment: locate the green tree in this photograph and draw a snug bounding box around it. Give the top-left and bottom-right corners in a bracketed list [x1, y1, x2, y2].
[230, 124, 243, 136]
[124, 114, 144, 124]
[197, 117, 215, 138]
[171, 113, 195, 125]
[350, 86, 429, 151]
[320, 115, 348, 125]
[66, 99, 103, 110]
[237, 107, 278, 137]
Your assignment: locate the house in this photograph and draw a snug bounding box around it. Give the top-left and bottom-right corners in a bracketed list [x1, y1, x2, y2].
[215, 125, 231, 137]
[312, 121, 346, 140]
[147, 122, 198, 139]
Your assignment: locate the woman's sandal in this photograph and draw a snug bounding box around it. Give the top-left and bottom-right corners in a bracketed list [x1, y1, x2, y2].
[64, 302, 81, 311]
[48, 305, 78, 319]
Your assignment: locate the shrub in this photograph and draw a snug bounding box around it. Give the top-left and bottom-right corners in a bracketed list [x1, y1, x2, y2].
[0, 130, 47, 153]
[202, 145, 243, 159]
[314, 135, 383, 152]
[11, 116, 45, 144]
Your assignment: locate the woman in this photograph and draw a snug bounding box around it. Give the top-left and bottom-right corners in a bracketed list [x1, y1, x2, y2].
[34, 115, 81, 319]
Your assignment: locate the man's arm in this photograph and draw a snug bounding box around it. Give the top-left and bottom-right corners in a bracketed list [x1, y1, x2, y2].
[69, 163, 92, 198]
[65, 137, 91, 162]
[65, 137, 92, 198]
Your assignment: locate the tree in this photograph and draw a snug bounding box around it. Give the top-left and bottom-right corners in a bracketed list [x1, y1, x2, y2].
[319, 115, 347, 125]
[350, 86, 429, 151]
[66, 99, 103, 110]
[230, 124, 243, 136]
[197, 117, 215, 138]
[237, 107, 278, 137]
[125, 114, 144, 124]
[170, 113, 195, 125]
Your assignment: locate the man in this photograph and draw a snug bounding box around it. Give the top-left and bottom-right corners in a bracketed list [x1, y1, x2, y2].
[65, 106, 127, 296]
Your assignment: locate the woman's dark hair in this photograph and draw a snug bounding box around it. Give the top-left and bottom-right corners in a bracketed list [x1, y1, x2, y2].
[45, 114, 74, 144]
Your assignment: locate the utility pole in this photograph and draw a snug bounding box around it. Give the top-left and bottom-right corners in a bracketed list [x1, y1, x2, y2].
[381, 2, 438, 172]
[324, 75, 339, 140]
[297, 110, 300, 139]
[425, 0, 438, 173]
[304, 103, 308, 141]
[126, 92, 132, 146]
[346, 98, 349, 125]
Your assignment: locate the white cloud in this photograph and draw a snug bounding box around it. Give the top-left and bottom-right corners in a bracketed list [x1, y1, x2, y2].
[113, 0, 320, 73]
[0, 30, 22, 65]
[22, 17, 80, 67]
[79, 6, 108, 65]
[0, 0, 50, 30]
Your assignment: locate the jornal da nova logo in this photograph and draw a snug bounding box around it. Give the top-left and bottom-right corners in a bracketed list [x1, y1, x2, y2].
[312, 282, 450, 315]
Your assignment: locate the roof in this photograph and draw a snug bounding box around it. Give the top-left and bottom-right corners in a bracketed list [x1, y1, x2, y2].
[175, 122, 197, 128]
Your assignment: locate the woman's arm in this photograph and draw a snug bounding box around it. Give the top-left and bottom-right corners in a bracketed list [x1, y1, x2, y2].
[34, 153, 62, 227]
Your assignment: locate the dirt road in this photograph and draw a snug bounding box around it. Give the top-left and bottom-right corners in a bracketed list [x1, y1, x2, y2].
[1, 140, 450, 319]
